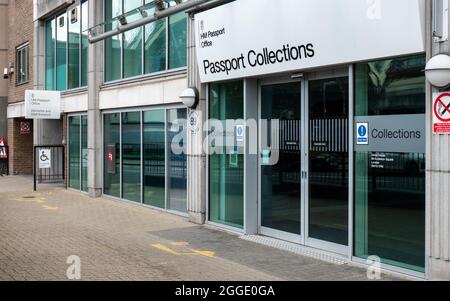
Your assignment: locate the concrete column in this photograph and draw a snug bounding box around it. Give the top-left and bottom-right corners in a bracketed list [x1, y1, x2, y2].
[427, 0, 450, 280]
[186, 13, 206, 224]
[87, 0, 103, 197]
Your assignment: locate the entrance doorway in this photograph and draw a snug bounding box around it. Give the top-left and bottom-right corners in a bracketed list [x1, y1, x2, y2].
[258, 71, 349, 254]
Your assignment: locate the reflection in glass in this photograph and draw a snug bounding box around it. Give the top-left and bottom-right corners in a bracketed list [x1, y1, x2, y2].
[69, 116, 81, 190]
[56, 13, 67, 91]
[122, 112, 141, 202]
[209, 81, 244, 228]
[123, 0, 143, 78]
[143, 110, 166, 208]
[104, 113, 121, 197]
[261, 83, 301, 235]
[81, 115, 88, 192]
[169, 11, 187, 69]
[81, 0, 88, 87]
[45, 19, 55, 90]
[308, 77, 349, 245]
[105, 0, 122, 82]
[144, 1, 166, 73]
[68, 5, 80, 89]
[354, 55, 425, 272]
[167, 109, 187, 213]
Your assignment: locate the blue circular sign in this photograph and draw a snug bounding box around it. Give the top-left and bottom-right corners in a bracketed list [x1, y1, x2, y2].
[358, 125, 367, 136]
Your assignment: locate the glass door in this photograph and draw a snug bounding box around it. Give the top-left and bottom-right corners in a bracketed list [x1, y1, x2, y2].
[259, 80, 303, 242]
[306, 76, 349, 254]
[259, 72, 349, 254]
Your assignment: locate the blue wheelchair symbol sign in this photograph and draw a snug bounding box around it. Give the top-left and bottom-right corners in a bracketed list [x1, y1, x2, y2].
[356, 123, 369, 145]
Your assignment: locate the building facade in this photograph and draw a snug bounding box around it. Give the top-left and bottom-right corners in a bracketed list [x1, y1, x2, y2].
[14, 0, 450, 280]
[4, 0, 35, 175]
[0, 0, 8, 142]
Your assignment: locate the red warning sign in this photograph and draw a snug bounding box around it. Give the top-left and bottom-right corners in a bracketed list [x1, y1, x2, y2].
[433, 93, 450, 134]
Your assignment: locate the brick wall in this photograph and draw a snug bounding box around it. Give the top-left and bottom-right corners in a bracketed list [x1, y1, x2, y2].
[6, 0, 34, 175]
[7, 118, 33, 175]
[7, 0, 33, 105]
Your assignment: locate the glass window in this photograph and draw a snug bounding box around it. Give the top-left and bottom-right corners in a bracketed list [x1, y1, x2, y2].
[209, 81, 244, 228]
[56, 13, 67, 91]
[105, 0, 122, 82]
[122, 112, 142, 202]
[69, 116, 81, 190]
[144, 1, 166, 74]
[168, 11, 187, 69]
[143, 110, 166, 208]
[123, 0, 143, 78]
[354, 55, 426, 272]
[104, 113, 121, 197]
[45, 3, 88, 91]
[167, 108, 187, 213]
[16, 45, 29, 85]
[81, 1, 89, 87]
[81, 115, 88, 192]
[45, 19, 56, 90]
[68, 5, 80, 89]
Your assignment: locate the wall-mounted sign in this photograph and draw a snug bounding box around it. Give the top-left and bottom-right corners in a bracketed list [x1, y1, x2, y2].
[356, 123, 369, 145]
[433, 92, 450, 134]
[354, 114, 425, 153]
[25, 90, 61, 119]
[20, 121, 31, 135]
[195, 0, 425, 83]
[38, 149, 51, 169]
[188, 111, 200, 133]
[235, 124, 244, 142]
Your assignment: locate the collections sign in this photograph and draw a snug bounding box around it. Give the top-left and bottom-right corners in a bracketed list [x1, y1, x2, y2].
[354, 114, 425, 153]
[25, 90, 61, 119]
[433, 92, 450, 134]
[194, 0, 425, 83]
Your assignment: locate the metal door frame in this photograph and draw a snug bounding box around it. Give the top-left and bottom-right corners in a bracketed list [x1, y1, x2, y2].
[257, 67, 350, 255]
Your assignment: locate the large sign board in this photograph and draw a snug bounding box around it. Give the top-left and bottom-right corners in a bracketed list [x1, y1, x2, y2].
[195, 0, 425, 83]
[25, 90, 61, 119]
[354, 114, 425, 153]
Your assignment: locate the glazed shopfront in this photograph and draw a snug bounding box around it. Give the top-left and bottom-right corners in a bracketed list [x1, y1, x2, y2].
[195, 0, 426, 275]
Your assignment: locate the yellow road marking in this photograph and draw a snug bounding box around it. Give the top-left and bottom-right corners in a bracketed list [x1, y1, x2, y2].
[152, 243, 215, 258]
[151, 244, 181, 255]
[35, 198, 46, 203]
[192, 250, 215, 258]
[171, 242, 190, 247]
[42, 205, 58, 211]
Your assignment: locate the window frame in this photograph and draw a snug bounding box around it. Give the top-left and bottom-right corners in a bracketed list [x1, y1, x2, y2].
[103, 0, 188, 83]
[44, 0, 88, 92]
[16, 43, 30, 86]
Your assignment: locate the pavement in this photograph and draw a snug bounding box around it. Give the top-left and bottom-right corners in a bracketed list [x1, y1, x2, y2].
[0, 176, 402, 281]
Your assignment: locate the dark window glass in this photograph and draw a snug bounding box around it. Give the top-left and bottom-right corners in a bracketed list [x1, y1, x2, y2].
[209, 81, 244, 228]
[68, 5, 80, 89]
[104, 113, 121, 197]
[105, 0, 122, 82]
[354, 55, 426, 272]
[69, 116, 81, 190]
[143, 110, 166, 208]
[45, 19, 56, 90]
[122, 112, 142, 202]
[167, 108, 187, 213]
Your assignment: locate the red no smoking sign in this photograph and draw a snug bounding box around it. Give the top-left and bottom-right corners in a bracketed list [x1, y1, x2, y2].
[434, 92, 450, 134]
